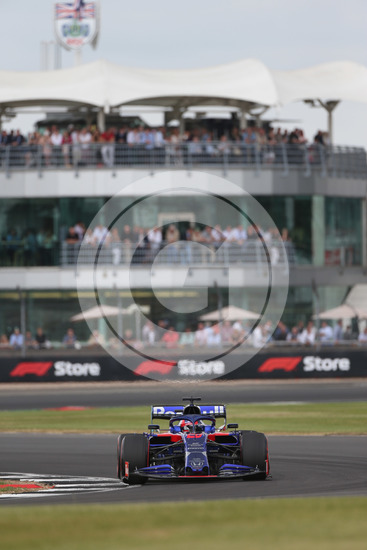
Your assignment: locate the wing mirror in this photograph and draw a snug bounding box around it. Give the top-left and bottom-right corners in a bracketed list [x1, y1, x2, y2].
[227, 423, 238, 430]
[148, 424, 160, 433]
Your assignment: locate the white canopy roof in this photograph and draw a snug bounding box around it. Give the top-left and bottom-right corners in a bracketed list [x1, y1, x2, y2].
[0, 59, 366, 112]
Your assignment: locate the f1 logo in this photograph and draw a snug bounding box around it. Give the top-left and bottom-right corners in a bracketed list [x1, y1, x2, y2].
[10, 362, 53, 377]
[258, 357, 302, 373]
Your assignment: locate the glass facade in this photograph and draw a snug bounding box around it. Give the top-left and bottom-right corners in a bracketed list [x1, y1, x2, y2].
[0, 195, 364, 267]
[0, 285, 354, 345]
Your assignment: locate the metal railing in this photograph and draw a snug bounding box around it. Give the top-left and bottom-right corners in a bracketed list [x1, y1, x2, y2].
[63, 240, 295, 267]
[3, 239, 364, 268]
[0, 142, 366, 178]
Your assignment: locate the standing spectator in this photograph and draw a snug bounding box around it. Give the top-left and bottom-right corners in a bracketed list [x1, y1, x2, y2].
[70, 126, 81, 166]
[333, 319, 344, 342]
[110, 227, 122, 265]
[165, 224, 180, 263]
[147, 226, 162, 260]
[74, 222, 86, 241]
[100, 127, 115, 167]
[62, 129, 72, 167]
[92, 223, 110, 246]
[9, 327, 24, 350]
[50, 127, 63, 165]
[65, 226, 80, 264]
[39, 130, 52, 166]
[79, 127, 92, 165]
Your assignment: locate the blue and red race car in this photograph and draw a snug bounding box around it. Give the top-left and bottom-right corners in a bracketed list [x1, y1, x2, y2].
[117, 397, 270, 484]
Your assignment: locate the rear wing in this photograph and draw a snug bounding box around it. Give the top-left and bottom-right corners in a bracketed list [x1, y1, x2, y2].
[151, 405, 226, 421]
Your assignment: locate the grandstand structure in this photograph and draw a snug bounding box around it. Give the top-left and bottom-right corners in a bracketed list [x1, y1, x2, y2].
[0, 58, 366, 354]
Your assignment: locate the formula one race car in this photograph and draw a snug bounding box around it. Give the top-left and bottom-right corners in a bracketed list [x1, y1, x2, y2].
[117, 397, 269, 484]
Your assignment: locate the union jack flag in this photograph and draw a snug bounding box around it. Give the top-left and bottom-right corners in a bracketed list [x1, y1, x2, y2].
[55, 1, 95, 20]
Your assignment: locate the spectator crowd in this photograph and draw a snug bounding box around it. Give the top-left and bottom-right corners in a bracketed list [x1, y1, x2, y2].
[1, 318, 366, 352]
[64, 220, 295, 266]
[0, 123, 330, 169]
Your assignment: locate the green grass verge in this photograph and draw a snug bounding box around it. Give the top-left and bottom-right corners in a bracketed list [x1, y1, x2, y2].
[0, 497, 366, 550]
[0, 402, 366, 434]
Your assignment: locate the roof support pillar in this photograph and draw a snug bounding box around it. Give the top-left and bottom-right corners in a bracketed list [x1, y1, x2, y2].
[239, 110, 247, 130]
[317, 100, 340, 145]
[97, 108, 105, 132]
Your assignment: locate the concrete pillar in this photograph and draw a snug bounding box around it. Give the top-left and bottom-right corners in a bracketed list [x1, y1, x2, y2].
[312, 196, 325, 266]
[239, 110, 247, 130]
[97, 109, 105, 132]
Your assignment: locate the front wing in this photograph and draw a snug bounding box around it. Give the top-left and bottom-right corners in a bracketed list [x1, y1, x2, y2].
[126, 463, 266, 481]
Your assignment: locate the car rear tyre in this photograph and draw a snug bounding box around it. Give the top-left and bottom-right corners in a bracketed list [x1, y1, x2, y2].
[240, 430, 268, 480]
[120, 434, 149, 485]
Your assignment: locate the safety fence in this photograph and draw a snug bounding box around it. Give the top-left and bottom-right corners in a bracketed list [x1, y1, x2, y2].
[0, 142, 366, 178]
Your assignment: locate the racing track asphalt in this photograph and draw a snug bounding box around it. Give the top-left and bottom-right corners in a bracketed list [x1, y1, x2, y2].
[0, 379, 366, 506]
[1, 433, 366, 506]
[0, 378, 367, 410]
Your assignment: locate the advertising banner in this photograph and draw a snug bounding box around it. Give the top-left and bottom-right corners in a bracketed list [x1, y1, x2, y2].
[0, 348, 366, 382]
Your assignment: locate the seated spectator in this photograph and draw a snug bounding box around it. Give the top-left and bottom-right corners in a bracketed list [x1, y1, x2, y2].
[343, 325, 354, 340]
[252, 325, 266, 348]
[87, 329, 105, 347]
[25, 330, 36, 350]
[286, 326, 300, 342]
[206, 324, 222, 346]
[195, 322, 207, 347]
[161, 326, 179, 348]
[0, 334, 10, 348]
[63, 327, 79, 349]
[35, 327, 51, 350]
[9, 327, 24, 350]
[179, 327, 195, 347]
[318, 321, 334, 343]
[142, 320, 156, 345]
[358, 327, 367, 343]
[221, 320, 234, 345]
[299, 321, 316, 345]
[333, 319, 344, 342]
[273, 321, 289, 341]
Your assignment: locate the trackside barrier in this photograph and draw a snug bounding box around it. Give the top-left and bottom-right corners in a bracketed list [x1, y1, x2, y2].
[1, 348, 366, 382]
